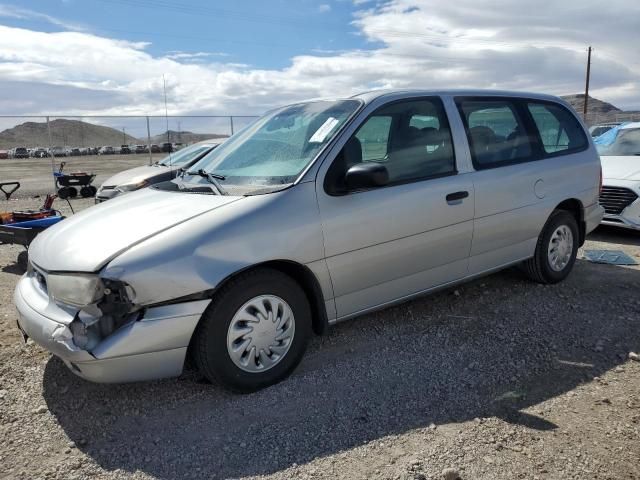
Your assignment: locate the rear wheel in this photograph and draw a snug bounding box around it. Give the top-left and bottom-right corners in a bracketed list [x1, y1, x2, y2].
[194, 268, 311, 392]
[57, 187, 70, 199]
[80, 186, 93, 198]
[68, 187, 78, 198]
[522, 210, 579, 284]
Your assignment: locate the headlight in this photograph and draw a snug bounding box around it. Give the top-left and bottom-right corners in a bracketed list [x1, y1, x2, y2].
[47, 274, 105, 307]
[116, 180, 149, 193]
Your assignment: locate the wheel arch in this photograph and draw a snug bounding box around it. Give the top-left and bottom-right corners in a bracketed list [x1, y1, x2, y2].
[184, 260, 329, 373]
[553, 198, 585, 245]
[194, 260, 329, 336]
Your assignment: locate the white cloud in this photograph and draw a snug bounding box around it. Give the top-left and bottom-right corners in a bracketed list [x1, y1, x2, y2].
[165, 51, 230, 63]
[0, 0, 638, 118]
[0, 3, 85, 31]
[318, 4, 332, 13]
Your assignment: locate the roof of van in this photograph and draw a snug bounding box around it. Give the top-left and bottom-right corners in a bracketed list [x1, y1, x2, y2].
[349, 89, 563, 104]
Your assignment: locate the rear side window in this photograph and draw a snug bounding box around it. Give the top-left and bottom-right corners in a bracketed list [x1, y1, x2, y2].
[527, 102, 588, 155]
[456, 99, 533, 169]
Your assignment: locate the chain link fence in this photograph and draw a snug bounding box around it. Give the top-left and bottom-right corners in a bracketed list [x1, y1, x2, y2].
[580, 112, 640, 127]
[0, 115, 259, 198]
[0, 114, 258, 154]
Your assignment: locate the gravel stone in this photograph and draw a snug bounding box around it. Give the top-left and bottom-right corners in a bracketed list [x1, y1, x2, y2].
[442, 467, 461, 480]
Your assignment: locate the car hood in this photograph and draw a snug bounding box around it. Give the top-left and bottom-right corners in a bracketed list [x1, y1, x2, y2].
[29, 188, 242, 272]
[100, 165, 172, 188]
[600, 155, 640, 180]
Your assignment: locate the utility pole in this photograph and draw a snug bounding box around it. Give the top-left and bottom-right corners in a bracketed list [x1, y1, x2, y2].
[583, 46, 592, 118]
[122, 127, 126, 145]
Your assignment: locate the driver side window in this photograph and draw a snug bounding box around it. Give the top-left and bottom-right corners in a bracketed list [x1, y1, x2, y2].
[325, 98, 456, 194]
[355, 116, 392, 162]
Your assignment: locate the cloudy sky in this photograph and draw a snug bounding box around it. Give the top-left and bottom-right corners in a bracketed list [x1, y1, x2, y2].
[0, 0, 639, 120]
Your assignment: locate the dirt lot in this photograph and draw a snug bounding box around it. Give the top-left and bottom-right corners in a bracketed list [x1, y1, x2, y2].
[0, 161, 639, 479]
[0, 154, 168, 199]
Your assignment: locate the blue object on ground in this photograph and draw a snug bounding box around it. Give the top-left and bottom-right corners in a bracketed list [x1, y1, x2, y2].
[583, 249, 638, 265]
[5, 215, 63, 229]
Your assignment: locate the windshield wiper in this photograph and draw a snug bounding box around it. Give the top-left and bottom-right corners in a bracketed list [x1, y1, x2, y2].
[185, 169, 227, 195]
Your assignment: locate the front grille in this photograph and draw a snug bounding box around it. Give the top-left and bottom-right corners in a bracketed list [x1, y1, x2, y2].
[599, 186, 638, 215]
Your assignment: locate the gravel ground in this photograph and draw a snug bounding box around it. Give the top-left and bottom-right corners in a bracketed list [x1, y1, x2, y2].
[0, 154, 167, 199]
[1, 184, 639, 479]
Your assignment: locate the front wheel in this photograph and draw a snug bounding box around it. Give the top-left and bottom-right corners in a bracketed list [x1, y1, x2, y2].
[522, 210, 579, 284]
[193, 268, 311, 392]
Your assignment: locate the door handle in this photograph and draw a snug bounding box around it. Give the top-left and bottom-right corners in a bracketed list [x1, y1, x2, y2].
[446, 191, 469, 202]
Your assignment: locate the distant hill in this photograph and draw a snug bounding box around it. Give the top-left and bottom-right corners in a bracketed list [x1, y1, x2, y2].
[561, 94, 622, 116]
[0, 120, 230, 149]
[0, 119, 138, 149]
[149, 130, 228, 145]
[0, 119, 138, 148]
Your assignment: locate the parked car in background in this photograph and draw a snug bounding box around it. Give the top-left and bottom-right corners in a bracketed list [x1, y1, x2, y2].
[120, 145, 131, 154]
[51, 146, 67, 157]
[16, 90, 603, 391]
[595, 122, 640, 230]
[69, 148, 81, 156]
[161, 142, 173, 153]
[0, 150, 8, 159]
[95, 139, 221, 202]
[33, 148, 48, 158]
[150, 144, 161, 153]
[99, 146, 115, 155]
[135, 145, 148, 154]
[589, 122, 621, 138]
[13, 147, 29, 159]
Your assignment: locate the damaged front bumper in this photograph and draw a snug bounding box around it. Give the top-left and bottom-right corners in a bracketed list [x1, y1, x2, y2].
[14, 272, 210, 383]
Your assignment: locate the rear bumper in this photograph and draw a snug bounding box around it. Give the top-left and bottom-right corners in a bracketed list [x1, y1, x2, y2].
[584, 202, 605, 235]
[15, 276, 210, 383]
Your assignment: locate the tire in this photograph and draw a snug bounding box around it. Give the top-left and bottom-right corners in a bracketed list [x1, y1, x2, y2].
[88, 185, 97, 196]
[68, 187, 78, 198]
[522, 210, 579, 284]
[17, 251, 28, 273]
[57, 187, 70, 199]
[80, 186, 93, 198]
[194, 268, 311, 393]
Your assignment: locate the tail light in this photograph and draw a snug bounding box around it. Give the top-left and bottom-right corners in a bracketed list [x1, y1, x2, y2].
[599, 165, 603, 195]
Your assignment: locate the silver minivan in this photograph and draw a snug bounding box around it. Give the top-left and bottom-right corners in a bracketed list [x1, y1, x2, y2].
[15, 90, 604, 392]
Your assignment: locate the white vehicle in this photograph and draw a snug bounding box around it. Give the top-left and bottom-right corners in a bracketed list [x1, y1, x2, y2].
[597, 122, 640, 230]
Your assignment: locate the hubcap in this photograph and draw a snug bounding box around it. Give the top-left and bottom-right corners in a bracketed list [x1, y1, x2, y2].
[547, 225, 574, 272]
[226, 295, 295, 373]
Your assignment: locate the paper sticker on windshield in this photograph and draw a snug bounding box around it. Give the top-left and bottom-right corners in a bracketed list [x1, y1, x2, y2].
[309, 117, 339, 143]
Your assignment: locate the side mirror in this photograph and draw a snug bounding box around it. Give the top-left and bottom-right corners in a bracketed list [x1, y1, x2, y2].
[345, 162, 389, 190]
